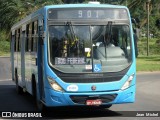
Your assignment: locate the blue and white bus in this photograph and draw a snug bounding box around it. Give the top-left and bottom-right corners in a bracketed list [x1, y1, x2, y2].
[11, 2, 136, 110]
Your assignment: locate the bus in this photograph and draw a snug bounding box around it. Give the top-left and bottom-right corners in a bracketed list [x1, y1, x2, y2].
[11, 2, 136, 110]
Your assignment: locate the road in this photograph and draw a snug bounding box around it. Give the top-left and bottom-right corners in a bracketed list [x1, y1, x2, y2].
[0, 57, 160, 120]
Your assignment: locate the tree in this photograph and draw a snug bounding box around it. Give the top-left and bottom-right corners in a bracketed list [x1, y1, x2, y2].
[0, 0, 27, 30]
[0, 0, 63, 31]
[0, 0, 159, 38]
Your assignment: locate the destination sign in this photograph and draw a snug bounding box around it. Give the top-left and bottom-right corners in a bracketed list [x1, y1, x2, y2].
[55, 57, 86, 65]
[48, 8, 128, 20]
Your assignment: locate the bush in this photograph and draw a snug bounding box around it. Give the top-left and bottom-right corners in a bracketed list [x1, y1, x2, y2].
[0, 40, 10, 53]
[0, 30, 10, 55]
[156, 40, 160, 45]
[0, 30, 10, 41]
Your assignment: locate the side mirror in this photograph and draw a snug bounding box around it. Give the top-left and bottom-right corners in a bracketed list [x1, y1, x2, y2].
[132, 18, 140, 38]
[131, 18, 140, 28]
[131, 18, 138, 27]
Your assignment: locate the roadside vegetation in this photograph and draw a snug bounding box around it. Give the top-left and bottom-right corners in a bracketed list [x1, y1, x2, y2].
[137, 55, 160, 72]
[136, 37, 160, 72]
[0, 30, 10, 56]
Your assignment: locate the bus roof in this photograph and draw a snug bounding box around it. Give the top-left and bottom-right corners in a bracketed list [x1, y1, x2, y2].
[44, 3, 128, 9]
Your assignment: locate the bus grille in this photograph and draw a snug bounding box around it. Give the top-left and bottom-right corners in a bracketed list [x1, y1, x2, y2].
[70, 94, 117, 104]
[59, 75, 123, 83]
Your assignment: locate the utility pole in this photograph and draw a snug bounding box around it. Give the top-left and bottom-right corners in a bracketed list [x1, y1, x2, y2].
[147, 0, 150, 56]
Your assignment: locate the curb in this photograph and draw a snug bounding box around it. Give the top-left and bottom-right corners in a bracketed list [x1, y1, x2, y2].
[137, 71, 160, 75]
[0, 56, 10, 58]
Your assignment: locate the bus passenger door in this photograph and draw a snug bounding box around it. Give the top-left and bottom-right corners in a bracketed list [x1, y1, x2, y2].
[37, 19, 45, 101]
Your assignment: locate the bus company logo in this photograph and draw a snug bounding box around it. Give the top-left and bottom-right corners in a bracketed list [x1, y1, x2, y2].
[2, 112, 11, 117]
[91, 85, 96, 91]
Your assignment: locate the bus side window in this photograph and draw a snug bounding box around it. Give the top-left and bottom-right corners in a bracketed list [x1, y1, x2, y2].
[28, 23, 32, 52]
[31, 22, 34, 52]
[33, 20, 38, 52]
[26, 24, 29, 52]
[17, 29, 21, 52]
[14, 30, 17, 52]
[19, 28, 22, 51]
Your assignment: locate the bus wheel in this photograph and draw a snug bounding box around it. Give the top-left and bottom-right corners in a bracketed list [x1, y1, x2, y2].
[15, 71, 23, 94]
[32, 79, 46, 111]
[36, 99, 45, 111]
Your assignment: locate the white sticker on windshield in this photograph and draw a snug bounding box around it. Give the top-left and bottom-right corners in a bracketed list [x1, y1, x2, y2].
[85, 65, 92, 70]
[85, 48, 91, 52]
[67, 84, 78, 92]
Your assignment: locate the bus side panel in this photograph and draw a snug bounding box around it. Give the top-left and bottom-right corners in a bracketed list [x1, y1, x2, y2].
[24, 49, 32, 94]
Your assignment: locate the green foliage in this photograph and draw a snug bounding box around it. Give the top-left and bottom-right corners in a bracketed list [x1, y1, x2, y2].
[138, 38, 160, 55]
[0, 0, 27, 30]
[0, 30, 10, 55]
[0, 40, 10, 56]
[0, 30, 9, 41]
[0, 0, 63, 31]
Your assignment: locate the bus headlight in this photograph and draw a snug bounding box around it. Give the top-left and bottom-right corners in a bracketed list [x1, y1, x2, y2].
[47, 76, 64, 92]
[121, 74, 134, 90]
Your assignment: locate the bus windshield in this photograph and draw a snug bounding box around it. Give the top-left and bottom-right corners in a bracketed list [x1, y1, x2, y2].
[48, 24, 132, 73]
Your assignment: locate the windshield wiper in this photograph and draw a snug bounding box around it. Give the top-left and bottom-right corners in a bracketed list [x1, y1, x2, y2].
[66, 21, 79, 57]
[66, 22, 76, 42]
[104, 21, 113, 58]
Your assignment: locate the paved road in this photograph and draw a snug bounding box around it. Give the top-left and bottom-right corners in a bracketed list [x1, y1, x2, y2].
[0, 57, 160, 120]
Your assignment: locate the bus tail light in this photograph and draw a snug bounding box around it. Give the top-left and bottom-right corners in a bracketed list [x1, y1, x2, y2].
[121, 74, 135, 90]
[47, 76, 64, 92]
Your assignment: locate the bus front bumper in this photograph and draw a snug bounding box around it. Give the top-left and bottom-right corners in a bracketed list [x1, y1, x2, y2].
[44, 84, 135, 107]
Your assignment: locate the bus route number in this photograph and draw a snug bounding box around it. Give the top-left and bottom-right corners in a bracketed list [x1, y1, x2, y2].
[78, 10, 99, 19]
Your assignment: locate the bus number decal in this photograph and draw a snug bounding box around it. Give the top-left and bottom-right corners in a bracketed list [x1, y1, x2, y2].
[78, 10, 99, 19]
[67, 84, 78, 92]
[87, 10, 91, 18]
[96, 10, 99, 18]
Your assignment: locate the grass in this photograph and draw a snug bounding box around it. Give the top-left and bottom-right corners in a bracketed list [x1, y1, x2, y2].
[136, 55, 160, 72]
[136, 37, 160, 72]
[0, 40, 10, 56]
[0, 52, 9, 56]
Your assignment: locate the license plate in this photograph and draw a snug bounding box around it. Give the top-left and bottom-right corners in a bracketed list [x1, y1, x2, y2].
[86, 99, 102, 106]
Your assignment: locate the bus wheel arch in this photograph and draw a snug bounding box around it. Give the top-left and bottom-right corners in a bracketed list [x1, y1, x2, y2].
[15, 68, 23, 94]
[32, 74, 45, 111]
